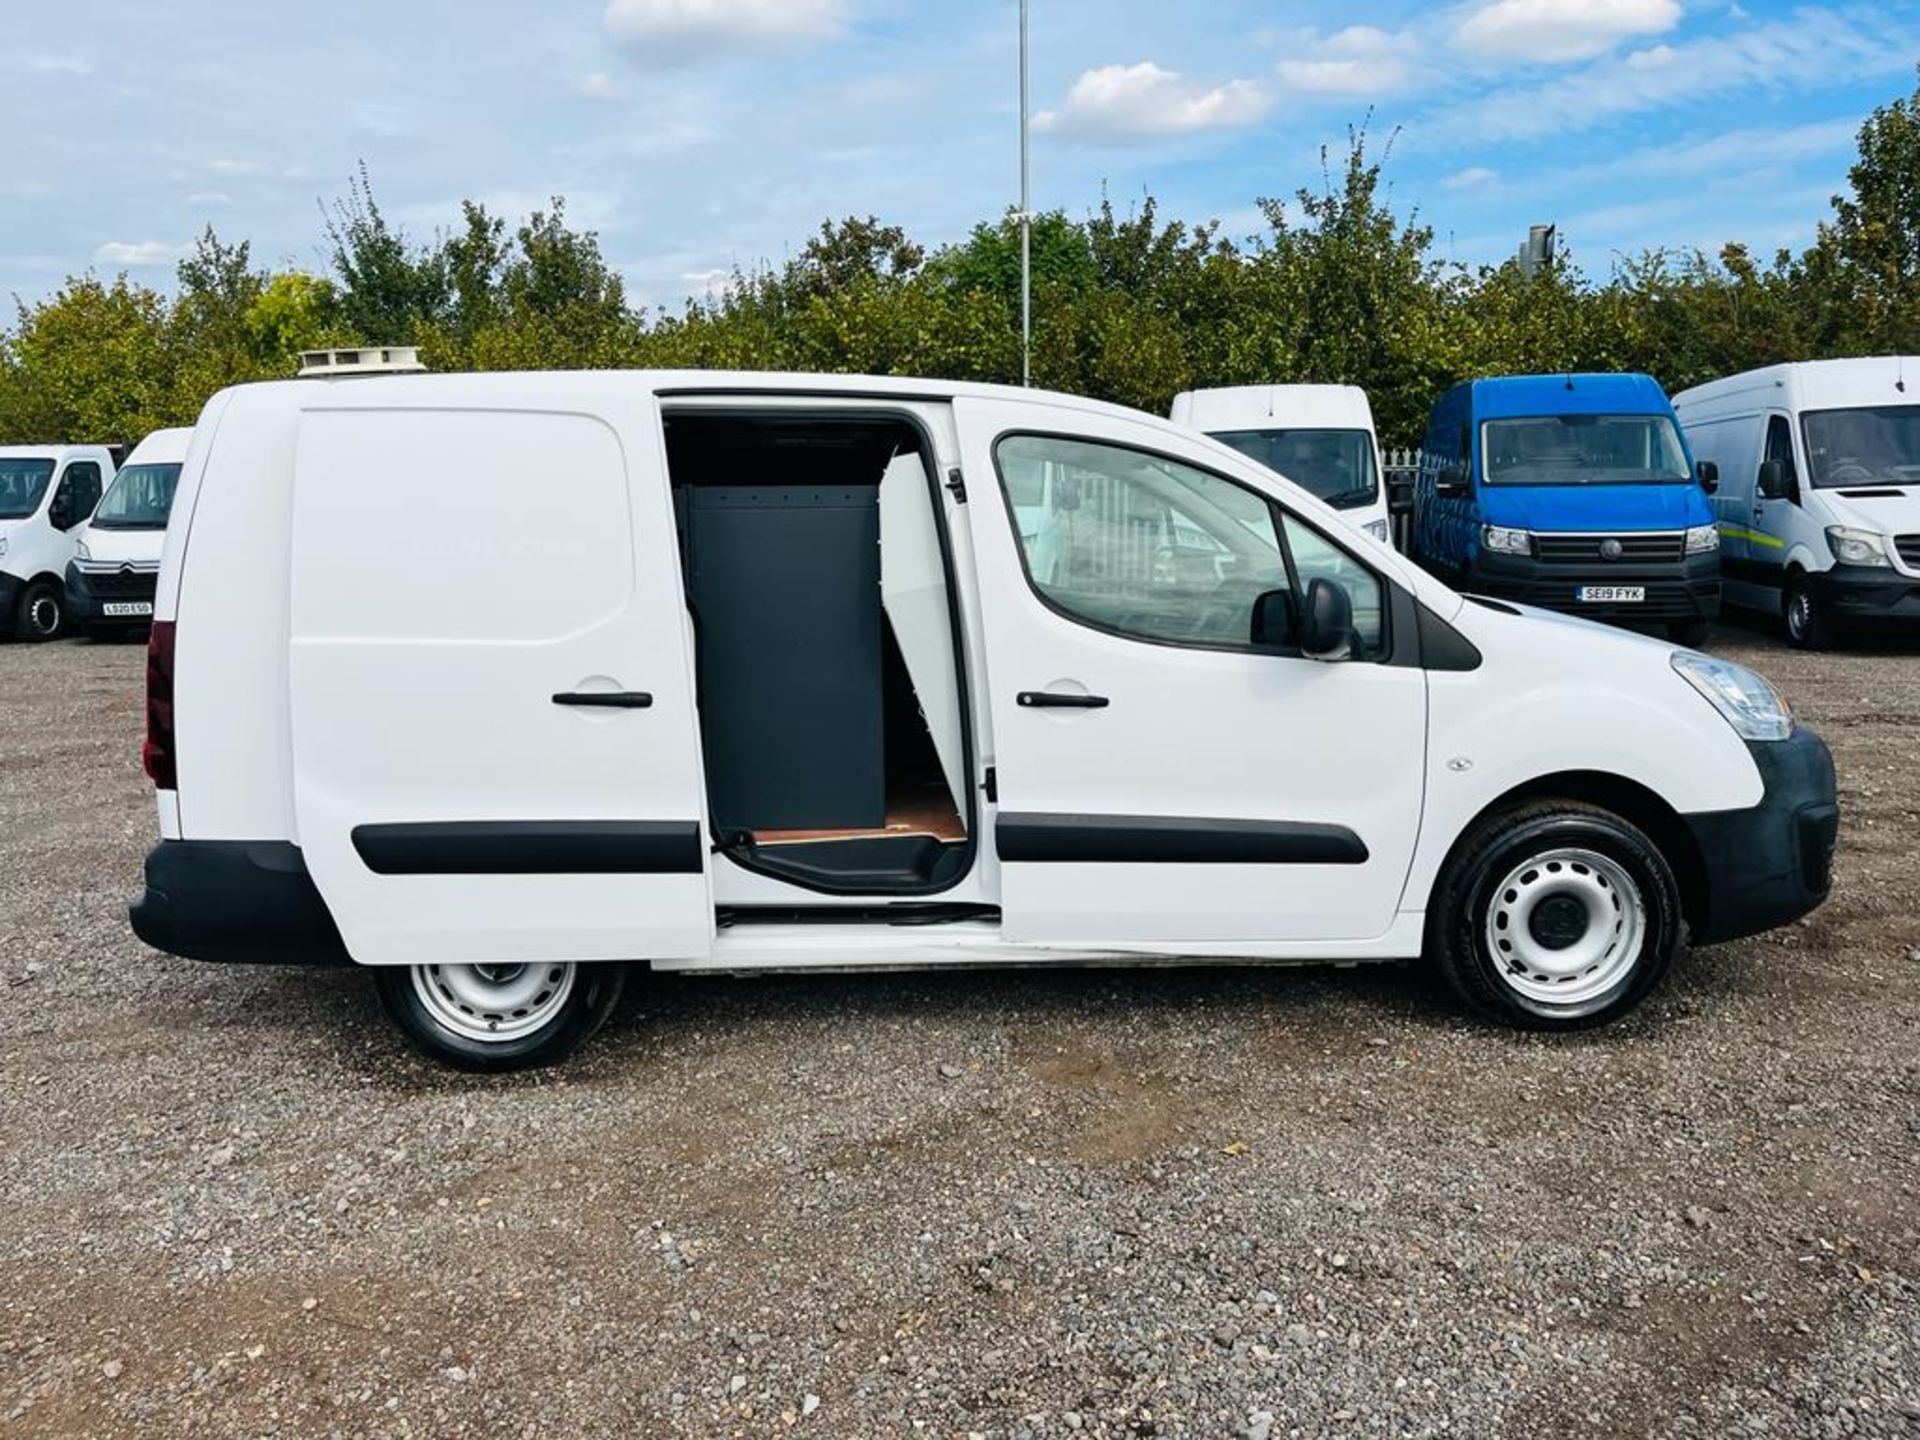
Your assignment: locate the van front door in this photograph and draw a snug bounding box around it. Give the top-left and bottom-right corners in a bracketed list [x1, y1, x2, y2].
[287, 394, 712, 967]
[956, 399, 1427, 945]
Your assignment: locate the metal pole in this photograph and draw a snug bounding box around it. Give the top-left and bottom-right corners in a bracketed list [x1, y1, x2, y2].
[1019, 0, 1031, 387]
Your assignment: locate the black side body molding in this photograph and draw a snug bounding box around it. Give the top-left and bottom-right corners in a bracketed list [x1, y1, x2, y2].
[996, 813, 1368, 865]
[131, 841, 352, 965]
[352, 820, 705, 875]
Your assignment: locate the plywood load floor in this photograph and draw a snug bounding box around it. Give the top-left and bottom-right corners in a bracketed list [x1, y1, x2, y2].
[753, 782, 966, 846]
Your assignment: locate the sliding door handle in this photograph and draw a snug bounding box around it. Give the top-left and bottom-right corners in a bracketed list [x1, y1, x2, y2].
[1017, 691, 1109, 709]
[553, 691, 653, 709]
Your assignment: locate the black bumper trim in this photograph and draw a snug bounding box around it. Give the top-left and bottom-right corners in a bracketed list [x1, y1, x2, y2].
[351, 819, 706, 875]
[1683, 729, 1838, 946]
[996, 813, 1369, 865]
[1806, 563, 1920, 623]
[1465, 549, 1721, 622]
[131, 841, 353, 965]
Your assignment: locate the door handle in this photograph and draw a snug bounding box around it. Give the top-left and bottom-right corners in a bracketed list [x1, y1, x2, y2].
[553, 691, 653, 709]
[1017, 691, 1109, 709]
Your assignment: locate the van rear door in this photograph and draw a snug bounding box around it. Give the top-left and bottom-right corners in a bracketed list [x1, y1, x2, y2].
[287, 392, 712, 966]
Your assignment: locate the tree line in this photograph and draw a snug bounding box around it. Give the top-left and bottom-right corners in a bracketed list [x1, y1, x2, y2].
[3, 77, 1917, 449]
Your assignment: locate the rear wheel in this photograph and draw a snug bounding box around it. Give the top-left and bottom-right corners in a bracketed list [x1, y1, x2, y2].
[1430, 801, 1681, 1029]
[1783, 571, 1833, 650]
[12, 579, 64, 642]
[374, 960, 625, 1070]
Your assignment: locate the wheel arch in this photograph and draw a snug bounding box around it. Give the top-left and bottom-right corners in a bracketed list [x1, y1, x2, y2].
[1424, 770, 1708, 938]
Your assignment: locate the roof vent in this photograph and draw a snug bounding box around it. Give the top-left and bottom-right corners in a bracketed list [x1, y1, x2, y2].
[297, 346, 428, 378]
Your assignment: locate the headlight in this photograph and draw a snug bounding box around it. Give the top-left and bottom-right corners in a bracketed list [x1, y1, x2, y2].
[1481, 524, 1531, 555]
[1826, 526, 1889, 567]
[73, 537, 91, 561]
[1671, 652, 1794, 741]
[1362, 518, 1389, 542]
[1684, 524, 1720, 555]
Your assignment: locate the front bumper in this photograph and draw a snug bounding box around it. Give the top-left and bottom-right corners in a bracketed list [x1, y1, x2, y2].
[131, 840, 353, 965]
[1683, 727, 1838, 945]
[65, 560, 159, 626]
[0, 571, 19, 620]
[1468, 549, 1721, 623]
[1809, 563, 1920, 627]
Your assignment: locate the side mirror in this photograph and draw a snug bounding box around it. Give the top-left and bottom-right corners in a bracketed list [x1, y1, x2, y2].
[1757, 458, 1792, 501]
[1695, 459, 1719, 494]
[1299, 577, 1354, 662]
[1386, 476, 1415, 516]
[48, 499, 74, 530]
[1434, 465, 1471, 501]
[1250, 587, 1297, 648]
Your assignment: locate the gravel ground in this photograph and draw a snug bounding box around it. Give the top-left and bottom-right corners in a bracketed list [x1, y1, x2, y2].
[1, 621, 1917, 1439]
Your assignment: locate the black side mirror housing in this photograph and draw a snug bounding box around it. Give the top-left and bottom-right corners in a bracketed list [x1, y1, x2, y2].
[1434, 464, 1471, 501]
[1299, 577, 1355, 661]
[1695, 459, 1719, 494]
[1386, 476, 1415, 516]
[1250, 588, 1297, 648]
[48, 501, 74, 530]
[1757, 458, 1792, 501]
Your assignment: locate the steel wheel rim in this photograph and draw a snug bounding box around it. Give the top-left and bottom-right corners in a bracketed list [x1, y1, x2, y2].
[26, 592, 60, 636]
[1484, 847, 1646, 1011]
[411, 962, 577, 1043]
[1787, 588, 1810, 641]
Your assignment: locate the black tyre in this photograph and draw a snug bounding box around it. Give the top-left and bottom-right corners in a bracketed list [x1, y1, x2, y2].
[1783, 571, 1832, 650]
[1667, 618, 1712, 648]
[1429, 801, 1681, 1029]
[374, 960, 626, 1071]
[12, 579, 65, 642]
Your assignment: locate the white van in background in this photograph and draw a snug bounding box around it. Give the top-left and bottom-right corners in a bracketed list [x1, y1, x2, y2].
[132, 368, 1835, 1069]
[0, 444, 115, 641]
[1674, 358, 1920, 647]
[1170, 385, 1392, 543]
[67, 427, 193, 639]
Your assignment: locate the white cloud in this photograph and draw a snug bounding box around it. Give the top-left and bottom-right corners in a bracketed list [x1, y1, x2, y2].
[207, 158, 270, 176]
[1455, 0, 1682, 63]
[93, 240, 187, 267]
[1033, 62, 1272, 141]
[186, 191, 233, 206]
[604, 0, 846, 67]
[29, 55, 92, 76]
[1438, 8, 1917, 139]
[578, 71, 618, 100]
[1276, 26, 1416, 96]
[1443, 165, 1500, 189]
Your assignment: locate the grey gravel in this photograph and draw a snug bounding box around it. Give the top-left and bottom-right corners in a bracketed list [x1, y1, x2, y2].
[2, 623, 1917, 1437]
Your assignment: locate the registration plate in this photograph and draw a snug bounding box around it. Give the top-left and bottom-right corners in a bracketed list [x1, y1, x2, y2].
[102, 602, 153, 618]
[1577, 586, 1644, 603]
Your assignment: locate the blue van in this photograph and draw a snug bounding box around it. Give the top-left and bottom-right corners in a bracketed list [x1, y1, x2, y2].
[1411, 373, 1722, 643]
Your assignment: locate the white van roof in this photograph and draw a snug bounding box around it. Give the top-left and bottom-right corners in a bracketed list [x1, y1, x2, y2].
[1169, 384, 1375, 434]
[0, 443, 113, 462]
[121, 427, 194, 467]
[1674, 357, 1920, 417]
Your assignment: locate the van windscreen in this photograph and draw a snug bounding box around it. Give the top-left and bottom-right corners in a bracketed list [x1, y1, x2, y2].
[90, 462, 182, 529]
[0, 458, 56, 519]
[1209, 428, 1378, 509]
[1802, 405, 1920, 488]
[1482, 414, 1690, 486]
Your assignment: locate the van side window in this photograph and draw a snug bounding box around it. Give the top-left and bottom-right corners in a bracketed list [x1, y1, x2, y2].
[1280, 514, 1385, 659]
[995, 434, 1289, 650]
[1764, 415, 1797, 487]
[51, 461, 102, 529]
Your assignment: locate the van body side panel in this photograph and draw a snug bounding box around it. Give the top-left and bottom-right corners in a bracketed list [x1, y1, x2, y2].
[284, 397, 713, 965]
[165, 387, 300, 841]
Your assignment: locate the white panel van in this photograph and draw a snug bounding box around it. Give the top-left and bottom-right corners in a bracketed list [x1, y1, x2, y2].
[66, 426, 192, 638]
[132, 371, 1837, 1068]
[1674, 358, 1920, 647]
[1170, 385, 1393, 544]
[0, 444, 115, 640]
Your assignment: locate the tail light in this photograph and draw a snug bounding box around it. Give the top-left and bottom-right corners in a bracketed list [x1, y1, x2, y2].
[143, 620, 177, 789]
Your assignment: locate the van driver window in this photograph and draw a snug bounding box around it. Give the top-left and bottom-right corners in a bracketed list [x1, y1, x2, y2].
[995, 434, 1289, 649]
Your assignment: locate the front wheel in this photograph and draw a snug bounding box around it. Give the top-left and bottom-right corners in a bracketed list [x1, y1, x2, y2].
[1783, 571, 1833, 650]
[1430, 802, 1681, 1029]
[13, 579, 65, 642]
[374, 961, 626, 1070]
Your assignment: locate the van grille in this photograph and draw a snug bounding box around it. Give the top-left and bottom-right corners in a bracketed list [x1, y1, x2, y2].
[1533, 532, 1685, 564]
[1894, 534, 1920, 568]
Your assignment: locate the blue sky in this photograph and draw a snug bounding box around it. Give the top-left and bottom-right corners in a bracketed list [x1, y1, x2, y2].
[6, 0, 1917, 310]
